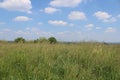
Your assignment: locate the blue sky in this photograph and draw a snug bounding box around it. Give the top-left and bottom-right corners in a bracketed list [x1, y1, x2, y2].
[0, 0, 120, 42]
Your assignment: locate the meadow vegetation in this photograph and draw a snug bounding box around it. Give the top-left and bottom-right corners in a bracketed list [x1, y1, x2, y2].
[0, 42, 120, 80]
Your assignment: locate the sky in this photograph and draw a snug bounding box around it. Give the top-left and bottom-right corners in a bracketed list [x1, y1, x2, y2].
[0, 0, 120, 42]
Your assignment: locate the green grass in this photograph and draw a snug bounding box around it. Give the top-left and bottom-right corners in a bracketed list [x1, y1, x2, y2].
[0, 43, 120, 80]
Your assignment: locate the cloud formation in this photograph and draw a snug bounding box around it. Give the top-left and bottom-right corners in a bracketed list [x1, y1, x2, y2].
[94, 11, 111, 20]
[94, 11, 117, 23]
[0, 0, 32, 13]
[13, 16, 32, 22]
[85, 24, 94, 30]
[50, 0, 82, 7]
[96, 27, 101, 30]
[105, 27, 116, 33]
[48, 20, 68, 26]
[68, 11, 86, 20]
[44, 7, 60, 14]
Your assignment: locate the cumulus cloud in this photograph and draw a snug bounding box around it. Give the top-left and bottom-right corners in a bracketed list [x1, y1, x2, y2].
[104, 17, 117, 23]
[94, 11, 117, 23]
[85, 24, 94, 30]
[37, 22, 43, 25]
[13, 16, 32, 22]
[50, 0, 83, 7]
[68, 11, 86, 20]
[48, 20, 68, 26]
[0, 0, 32, 13]
[85, 24, 94, 28]
[44, 7, 60, 14]
[96, 27, 101, 30]
[105, 27, 116, 33]
[94, 11, 111, 20]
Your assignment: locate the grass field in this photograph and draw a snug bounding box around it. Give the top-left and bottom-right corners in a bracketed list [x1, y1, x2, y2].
[0, 43, 120, 80]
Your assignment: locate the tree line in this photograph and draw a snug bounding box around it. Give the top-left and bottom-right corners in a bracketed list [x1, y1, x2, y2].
[0, 37, 57, 44]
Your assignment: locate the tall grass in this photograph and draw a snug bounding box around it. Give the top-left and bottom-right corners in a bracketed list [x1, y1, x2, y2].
[0, 43, 120, 80]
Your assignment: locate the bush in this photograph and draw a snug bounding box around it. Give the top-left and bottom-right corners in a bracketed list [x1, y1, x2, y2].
[39, 37, 48, 43]
[14, 37, 25, 43]
[34, 37, 48, 43]
[34, 39, 38, 43]
[48, 37, 57, 44]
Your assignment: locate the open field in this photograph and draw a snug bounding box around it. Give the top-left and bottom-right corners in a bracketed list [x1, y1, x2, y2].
[0, 43, 120, 80]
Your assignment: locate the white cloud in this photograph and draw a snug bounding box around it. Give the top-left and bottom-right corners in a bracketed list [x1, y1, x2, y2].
[13, 16, 32, 22]
[37, 22, 43, 25]
[85, 24, 94, 30]
[96, 27, 101, 30]
[48, 20, 68, 26]
[68, 11, 86, 20]
[94, 11, 111, 20]
[105, 27, 116, 33]
[104, 17, 117, 23]
[44, 7, 60, 14]
[26, 27, 30, 31]
[85, 24, 94, 28]
[50, 0, 83, 7]
[0, 0, 32, 13]
[16, 30, 25, 34]
[94, 11, 117, 23]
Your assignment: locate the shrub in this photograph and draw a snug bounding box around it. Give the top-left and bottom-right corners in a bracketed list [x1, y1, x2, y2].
[39, 37, 48, 43]
[34, 37, 48, 43]
[14, 37, 26, 43]
[48, 37, 57, 44]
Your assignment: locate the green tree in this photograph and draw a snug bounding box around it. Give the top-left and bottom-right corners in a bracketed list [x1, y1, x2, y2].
[14, 37, 25, 43]
[34, 39, 39, 43]
[48, 37, 57, 44]
[39, 37, 48, 43]
[34, 37, 48, 43]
